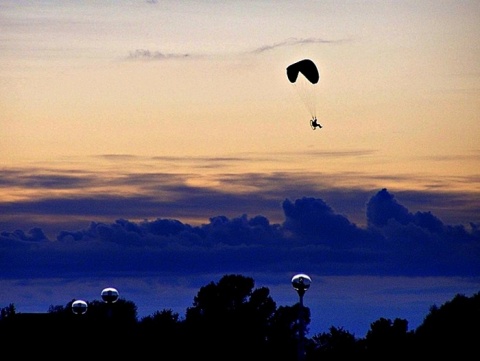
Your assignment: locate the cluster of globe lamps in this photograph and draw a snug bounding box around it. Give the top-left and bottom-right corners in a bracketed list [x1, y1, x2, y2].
[72, 275, 311, 316]
[71, 287, 119, 315]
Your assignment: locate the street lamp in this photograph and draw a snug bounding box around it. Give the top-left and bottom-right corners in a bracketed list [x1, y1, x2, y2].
[71, 299, 88, 315]
[291, 274, 311, 361]
[101, 287, 119, 304]
[101, 287, 119, 319]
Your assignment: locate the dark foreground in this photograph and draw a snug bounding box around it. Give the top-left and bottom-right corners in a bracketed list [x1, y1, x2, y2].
[1, 274, 478, 360]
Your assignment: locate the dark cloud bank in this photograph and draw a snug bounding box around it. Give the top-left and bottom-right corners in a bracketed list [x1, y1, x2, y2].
[1, 189, 479, 281]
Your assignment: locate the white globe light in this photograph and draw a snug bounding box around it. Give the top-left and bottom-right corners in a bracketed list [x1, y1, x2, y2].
[291, 274, 312, 292]
[72, 300, 88, 315]
[101, 287, 119, 304]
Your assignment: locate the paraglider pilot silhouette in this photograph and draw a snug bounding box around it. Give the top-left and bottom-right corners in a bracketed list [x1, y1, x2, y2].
[286, 59, 323, 130]
[310, 117, 322, 130]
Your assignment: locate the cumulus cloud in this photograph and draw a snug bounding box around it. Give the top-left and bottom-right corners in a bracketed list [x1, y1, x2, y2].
[1, 189, 479, 281]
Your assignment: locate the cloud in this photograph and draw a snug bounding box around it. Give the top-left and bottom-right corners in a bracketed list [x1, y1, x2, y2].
[1, 158, 479, 241]
[1, 189, 479, 282]
[125, 37, 348, 61]
[251, 37, 349, 54]
[282, 197, 375, 246]
[126, 49, 191, 61]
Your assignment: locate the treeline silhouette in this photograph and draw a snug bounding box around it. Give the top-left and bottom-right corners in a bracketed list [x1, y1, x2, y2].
[0, 274, 478, 359]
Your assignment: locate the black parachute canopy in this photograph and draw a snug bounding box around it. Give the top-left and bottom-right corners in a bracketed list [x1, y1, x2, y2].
[286, 59, 319, 84]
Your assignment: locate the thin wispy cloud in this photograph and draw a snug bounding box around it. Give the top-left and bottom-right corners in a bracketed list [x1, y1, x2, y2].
[127, 49, 192, 61]
[251, 37, 350, 54]
[125, 37, 348, 61]
[419, 152, 480, 162]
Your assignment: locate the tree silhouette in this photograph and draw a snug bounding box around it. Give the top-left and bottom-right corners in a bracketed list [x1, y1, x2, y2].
[414, 292, 480, 357]
[364, 317, 414, 357]
[0, 303, 15, 320]
[137, 309, 182, 356]
[267, 303, 311, 360]
[183, 274, 277, 360]
[307, 326, 365, 359]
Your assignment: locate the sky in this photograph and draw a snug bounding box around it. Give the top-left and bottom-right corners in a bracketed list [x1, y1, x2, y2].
[1, 0, 479, 337]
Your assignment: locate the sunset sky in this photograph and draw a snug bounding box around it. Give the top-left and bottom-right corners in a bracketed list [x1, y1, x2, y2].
[1, 1, 479, 337]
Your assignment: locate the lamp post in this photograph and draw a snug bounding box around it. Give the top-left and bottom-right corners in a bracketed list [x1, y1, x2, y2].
[291, 274, 311, 361]
[71, 299, 88, 341]
[101, 287, 119, 319]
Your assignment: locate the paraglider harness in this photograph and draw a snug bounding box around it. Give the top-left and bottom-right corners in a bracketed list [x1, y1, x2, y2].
[310, 117, 322, 130]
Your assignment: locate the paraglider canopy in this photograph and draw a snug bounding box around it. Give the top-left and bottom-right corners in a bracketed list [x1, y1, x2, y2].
[286, 59, 321, 124]
[286, 59, 319, 84]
